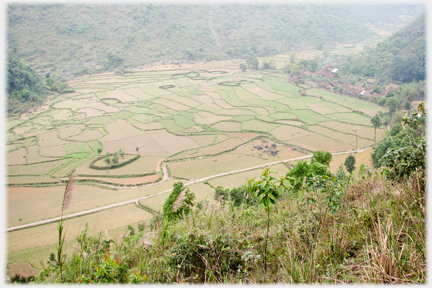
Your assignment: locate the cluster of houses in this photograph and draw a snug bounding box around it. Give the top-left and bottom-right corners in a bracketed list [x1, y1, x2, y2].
[292, 63, 398, 98]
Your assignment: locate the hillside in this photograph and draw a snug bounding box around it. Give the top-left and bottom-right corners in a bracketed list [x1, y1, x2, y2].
[338, 13, 426, 83]
[7, 3, 425, 78]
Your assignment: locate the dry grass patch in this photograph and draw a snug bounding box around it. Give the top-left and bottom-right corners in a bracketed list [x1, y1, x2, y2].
[212, 121, 242, 131]
[242, 119, 280, 132]
[8, 156, 63, 174]
[78, 174, 160, 185]
[189, 135, 217, 147]
[192, 138, 244, 157]
[40, 145, 66, 157]
[194, 113, 230, 125]
[160, 101, 191, 111]
[148, 130, 199, 154]
[192, 95, 214, 104]
[241, 82, 284, 100]
[124, 88, 155, 100]
[58, 124, 86, 139]
[320, 121, 385, 141]
[327, 112, 373, 125]
[275, 120, 304, 126]
[8, 262, 40, 278]
[106, 89, 138, 102]
[7, 148, 27, 165]
[12, 125, 31, 135]
[90, 102, 119, 113]
[7, 204, 153, 253]
[68, 129, 104, 142]
[214, 99, 236, 109]
[38, 130, 68, 148]
[169, 152, 292, 180]
[208, 163, 289, 189]
[131, 121, 164, 131]
[329, 148, 374, 173]
[26, 145, 50, 164]
[76, 107, 105, 117]
[7, 186, 64, 227]
[288, 134, 351, 152]
[102, 134, 169, 157]
[53, 99, 90, 111]
[270, 125, 312, 141]
[308, 102, 351, 114]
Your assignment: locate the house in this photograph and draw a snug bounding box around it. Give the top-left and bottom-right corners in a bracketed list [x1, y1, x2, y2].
[320, 82, 332, 89]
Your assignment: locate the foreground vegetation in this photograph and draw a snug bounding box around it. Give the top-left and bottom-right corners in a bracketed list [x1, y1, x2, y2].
[31, 166, 425, 284]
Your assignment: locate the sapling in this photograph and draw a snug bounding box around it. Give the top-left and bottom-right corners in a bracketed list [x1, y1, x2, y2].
[245, 168, 292, 281]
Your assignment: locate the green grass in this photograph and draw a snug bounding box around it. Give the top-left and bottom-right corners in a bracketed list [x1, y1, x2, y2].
[172, 115, 195, 129]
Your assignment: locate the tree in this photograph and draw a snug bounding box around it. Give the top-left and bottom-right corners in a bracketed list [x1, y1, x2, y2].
[371, 114, 381, 146]
[245, 168, 291, 279]
[136, 147, 139, 154]
[239, 63, 247, 72]
[112, 155, 119, 164]
[97, 148, 102, 154]
[311, 150, 332, 167]
[163, 182, 195, 221]
[246, 56, 259, 70]
[344, 154, 356, 174]
[385, 97, 400, 114]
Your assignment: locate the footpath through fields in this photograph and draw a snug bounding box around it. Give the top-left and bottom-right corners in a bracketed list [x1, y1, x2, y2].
[6, 149, 367, 232]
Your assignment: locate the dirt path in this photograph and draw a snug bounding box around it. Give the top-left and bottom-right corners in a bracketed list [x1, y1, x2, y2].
[6, 148, 367, 232]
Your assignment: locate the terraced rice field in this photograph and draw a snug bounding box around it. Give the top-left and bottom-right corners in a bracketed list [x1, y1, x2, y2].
[6, 61, 387, 272]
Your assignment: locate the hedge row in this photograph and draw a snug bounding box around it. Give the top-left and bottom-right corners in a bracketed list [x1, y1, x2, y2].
[77, 171, 157, 178]
[89, 154, 140, 170]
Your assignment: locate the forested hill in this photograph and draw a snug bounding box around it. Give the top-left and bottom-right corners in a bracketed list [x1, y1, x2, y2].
[339, 13, 426, 83]
[7, 3, 424, 78]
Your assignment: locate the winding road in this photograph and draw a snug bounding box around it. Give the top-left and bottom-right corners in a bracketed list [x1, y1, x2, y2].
[6, 149, 367, 232]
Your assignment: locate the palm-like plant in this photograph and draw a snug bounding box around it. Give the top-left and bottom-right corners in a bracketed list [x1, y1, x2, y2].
[58, 168, 78, 282]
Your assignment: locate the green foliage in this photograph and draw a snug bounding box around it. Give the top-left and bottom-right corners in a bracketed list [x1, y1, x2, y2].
[246, 56, 259, 70]
[311, 150, 332, 167]
[344, 154, 356, 174]
[214, 185, 256, 207]
[286, 160, 332, 191]
[239, 63, 247, 72]
[336, 163, 346, 181]
[33, 166, 426, 284]
[372, 103, 425, 167]
[163, 182, 195, 221]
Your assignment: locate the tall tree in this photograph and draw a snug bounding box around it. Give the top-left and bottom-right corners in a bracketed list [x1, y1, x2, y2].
[371, 114, 381, 146]
[344, 154, 356, 174]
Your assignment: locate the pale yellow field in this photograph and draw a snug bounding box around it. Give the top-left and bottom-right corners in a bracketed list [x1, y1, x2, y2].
[270, 125, 313, 141]
[68, 129, 104, 142]
[40, 145, 66, 157]
[58, 124, 86, 139]
[106, 89, 138, 102]
[329, 148, 374, 173]
[320, 121, 385, 142]
[7, 148, 27, 165]
[26, 145, 50, 163]
[207, 163, 290, 190]
[148, 130, 199, 154]
[7, 159, 71, 176]
[7, 204, 153, 253]
[289, 134, 351, 152]
[38, 130, 68, 148]
[101, 134, 169, 157]
[212, 121, 243, 131]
